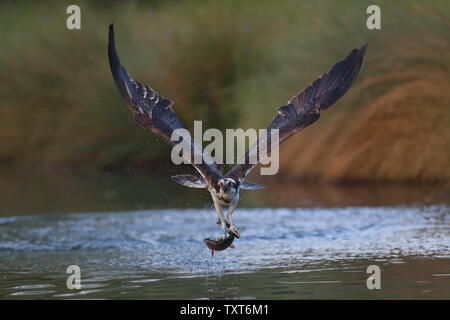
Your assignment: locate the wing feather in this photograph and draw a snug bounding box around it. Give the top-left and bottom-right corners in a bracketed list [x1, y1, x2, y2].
[227, 45, 367, 180]
[108, 24, 221, 184]
[171, 174, 208, 188]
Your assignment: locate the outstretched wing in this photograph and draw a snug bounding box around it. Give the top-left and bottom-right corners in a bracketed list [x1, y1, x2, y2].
[240, 181, 265, 190]
[108, 24, 221, 184]
[227, 45, 367, 181]
[171, 174, 208, 188]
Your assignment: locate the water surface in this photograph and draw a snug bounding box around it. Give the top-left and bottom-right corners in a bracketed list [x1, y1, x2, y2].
[1, 205, 449, 299]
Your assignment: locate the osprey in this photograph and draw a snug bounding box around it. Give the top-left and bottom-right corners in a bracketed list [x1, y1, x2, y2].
[108, 24, 366, 254]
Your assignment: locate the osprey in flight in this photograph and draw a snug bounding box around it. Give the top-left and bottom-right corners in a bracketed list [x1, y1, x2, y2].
[108, 25, 366, 255]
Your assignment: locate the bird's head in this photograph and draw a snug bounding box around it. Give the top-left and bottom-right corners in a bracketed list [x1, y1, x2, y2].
[217, 178, 238, 193]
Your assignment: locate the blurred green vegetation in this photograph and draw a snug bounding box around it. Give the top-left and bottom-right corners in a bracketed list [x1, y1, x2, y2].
[0, 0, 448, 182]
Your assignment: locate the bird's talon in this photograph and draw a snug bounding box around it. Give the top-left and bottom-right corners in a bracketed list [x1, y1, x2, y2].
[228, 225, 240, 238]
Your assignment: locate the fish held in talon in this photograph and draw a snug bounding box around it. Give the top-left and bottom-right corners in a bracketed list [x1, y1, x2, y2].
[203, 218, 237, 253]
[108, 23, 366, 254]
[204, 233, 236, 255]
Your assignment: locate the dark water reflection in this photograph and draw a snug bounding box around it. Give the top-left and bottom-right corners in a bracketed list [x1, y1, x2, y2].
[0, 172, 448, 216]
[0, 173, 449, 299]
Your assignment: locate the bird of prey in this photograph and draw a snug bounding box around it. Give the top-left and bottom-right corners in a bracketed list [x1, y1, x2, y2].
[108, 24, 366, 255]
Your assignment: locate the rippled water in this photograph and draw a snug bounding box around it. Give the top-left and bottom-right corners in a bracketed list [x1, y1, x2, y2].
[1, 205, 449, 299]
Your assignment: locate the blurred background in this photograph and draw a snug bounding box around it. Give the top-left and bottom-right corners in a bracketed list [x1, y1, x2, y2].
[0, 0, 449, 215]
[1, 0, 450, 301]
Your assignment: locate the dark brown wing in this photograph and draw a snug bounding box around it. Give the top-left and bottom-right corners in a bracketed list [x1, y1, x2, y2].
[227, 45, 367, 181]
[108, 24, 221, 184]
[171, 174, 208, 188]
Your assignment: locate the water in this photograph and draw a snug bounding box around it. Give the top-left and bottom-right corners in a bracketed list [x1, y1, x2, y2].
[1, 203, 449, 299]
[0, 173, 449, 299]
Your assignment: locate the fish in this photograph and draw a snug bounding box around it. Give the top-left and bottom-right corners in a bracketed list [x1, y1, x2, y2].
[204, 234, 235, 257]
